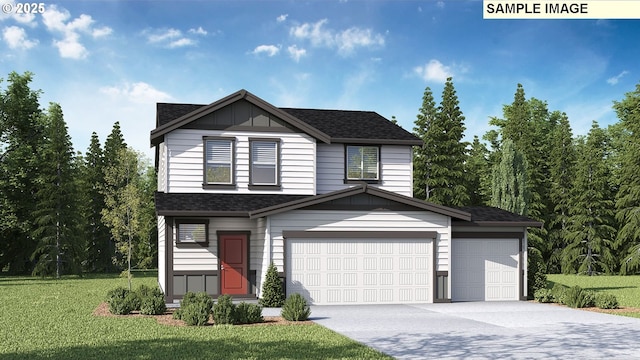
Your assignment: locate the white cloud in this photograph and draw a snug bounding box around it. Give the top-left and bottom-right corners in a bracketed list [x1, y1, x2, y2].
[42, 5, 112, 59]
[2, 25, 38, 49]
[290, 18, 384, 56]
[53, 33, 88, 59]
[188, 26, 207, 35]
[437, 1, 445, 8]
[100, 82, 172, 104]
[277, 14, 288, 23]
[252, 44, 280, 57]
[145, 28, 197, 48]
[287, 45, 306, 62]
[414, 59, 453, 83]
[92, 26, 113, 38]
[607, 70, 629, 85]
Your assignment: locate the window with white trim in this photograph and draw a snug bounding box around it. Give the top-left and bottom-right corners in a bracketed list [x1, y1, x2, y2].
[346, 145, 379, 181]
[250, 140, 279, 185]
[205, 139, 233, 185]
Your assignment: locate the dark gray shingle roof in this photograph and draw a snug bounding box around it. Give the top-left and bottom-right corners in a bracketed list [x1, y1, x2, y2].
[453, 206, 543, 227]
[154, 192, 308, 216]
[155, 103, 420, 143]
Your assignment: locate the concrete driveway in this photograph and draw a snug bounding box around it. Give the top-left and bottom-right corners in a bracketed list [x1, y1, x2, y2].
[303, 302, 640, 359]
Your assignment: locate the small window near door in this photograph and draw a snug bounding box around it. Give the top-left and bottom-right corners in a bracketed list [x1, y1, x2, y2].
[176, 220, 209, 246]
[345, 145, 379, 182]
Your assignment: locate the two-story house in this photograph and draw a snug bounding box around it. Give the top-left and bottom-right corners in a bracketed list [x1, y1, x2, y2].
[150, 89, 541, 305]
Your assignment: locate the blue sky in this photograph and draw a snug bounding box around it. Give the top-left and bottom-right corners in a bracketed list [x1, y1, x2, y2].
[1, 0, 639, 160]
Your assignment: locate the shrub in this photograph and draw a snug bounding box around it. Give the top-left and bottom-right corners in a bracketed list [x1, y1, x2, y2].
[181, 303, 211, 326]
[140, 291, 167, 315]
[281, 293, 311, 321]
[236, 302, 263, 324]
[106, 287, 136, 315]
[595, 293, 619, 309]
[213, 294, 237, 325]
[135, 284, 154, 299]
[259, 262, 285, 307]
[533, 288, 554, 303]
[528, 247, 548, 298]
[550, 283, 568, 303]
[563, 286, 595, 308]
[174, 291, 213, 325]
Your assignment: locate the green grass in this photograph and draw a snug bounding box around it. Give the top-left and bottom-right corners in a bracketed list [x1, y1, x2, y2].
[0, 274, 390, 360]
[547, 274, 640, 318]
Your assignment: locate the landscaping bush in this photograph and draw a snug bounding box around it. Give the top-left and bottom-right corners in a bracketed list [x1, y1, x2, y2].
[550, 283, 568, 303]
[173, 291, 213, 325]
[595, 292, 619, 309]
[528, 247, 548, 298]
[562, 286, 595, 308]
[106, 287, 136, 315]
[259, 262, 285, 307]
[140, 290, 167, 315]
[236, 302, 263, 324]
[533, 288, 554, 303]
[135, 284, 154, 299]
[213, 294, 237, 325]
[281, 293, 311, 321]
[181, 303, 211, 326]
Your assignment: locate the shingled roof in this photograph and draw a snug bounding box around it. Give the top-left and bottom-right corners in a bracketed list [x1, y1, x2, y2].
[452, 206, 543, 227]
[154, 192, 308, 217]
[152, 90, 421, 146]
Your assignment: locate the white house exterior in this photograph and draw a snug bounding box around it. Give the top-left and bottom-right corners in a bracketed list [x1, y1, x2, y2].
[151, 90, 541, 305]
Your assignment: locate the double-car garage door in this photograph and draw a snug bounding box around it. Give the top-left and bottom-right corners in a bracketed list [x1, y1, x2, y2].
[286, 238, 432, 305]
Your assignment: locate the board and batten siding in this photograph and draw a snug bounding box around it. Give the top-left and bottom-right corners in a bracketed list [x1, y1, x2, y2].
[164, 129, 316, 194]
[157, 216, 166, 293]
[157, 142, 167, 192]
[268, 210, 450, 271]
[316, 144, 413, 196]
[172, 217, 263, 272]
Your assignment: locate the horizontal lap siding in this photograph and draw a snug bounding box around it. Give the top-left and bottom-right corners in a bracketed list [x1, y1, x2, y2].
[316, 144, 413, 196]
[165, 129, 315, 194]
[172, 218, 262, 272]
[269, 210, 449, 271]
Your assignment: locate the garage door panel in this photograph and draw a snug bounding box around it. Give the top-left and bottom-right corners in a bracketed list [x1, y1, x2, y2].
[286, 239, 432, 305]
[453, 238, 519, 302]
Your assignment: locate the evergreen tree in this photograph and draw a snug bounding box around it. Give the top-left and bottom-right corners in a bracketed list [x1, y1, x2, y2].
[134, 161, 158, 269]
[562, 122, 616, 275]
[547, 113, 576, 273]
[81, 132, 112, 272]
[613, 83, 640, 274]
[102, 122, 127, 269]
[466, 136, 490, 206]
[0, 71, 44, 274]
[259, 262, 285, 307]
[413, 78, 469, 206]
[31, 103, 83, 277]
[413, 86, 438, 201]
[490, 139, 529, 216]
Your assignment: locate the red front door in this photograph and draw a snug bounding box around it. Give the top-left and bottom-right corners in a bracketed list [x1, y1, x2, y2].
[219, 233, 248, 295]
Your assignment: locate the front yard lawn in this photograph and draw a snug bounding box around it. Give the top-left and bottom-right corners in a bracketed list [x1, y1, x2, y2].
[0, 274, 390, 359]
[547, 274, 640, 318]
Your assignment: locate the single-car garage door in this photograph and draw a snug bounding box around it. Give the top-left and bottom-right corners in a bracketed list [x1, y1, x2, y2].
[286, 238, 432, 305]
[452, 238, 520, 301]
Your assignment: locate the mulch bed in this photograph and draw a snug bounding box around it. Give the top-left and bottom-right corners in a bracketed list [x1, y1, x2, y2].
[92, 302, 314, 327]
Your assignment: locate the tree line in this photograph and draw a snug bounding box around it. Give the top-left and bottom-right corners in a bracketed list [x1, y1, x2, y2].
[413, 77, 640, 280]
[0, 71, 156, 277]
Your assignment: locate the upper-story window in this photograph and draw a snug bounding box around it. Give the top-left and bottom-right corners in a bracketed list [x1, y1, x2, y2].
[204, 137, 235, 188]
[250, 139, 280, 188]
[345, 145, 380, 183]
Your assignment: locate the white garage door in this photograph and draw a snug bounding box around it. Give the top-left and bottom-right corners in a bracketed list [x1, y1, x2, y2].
[286, 238, 432, 305]
[452, 239, 519, 301]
